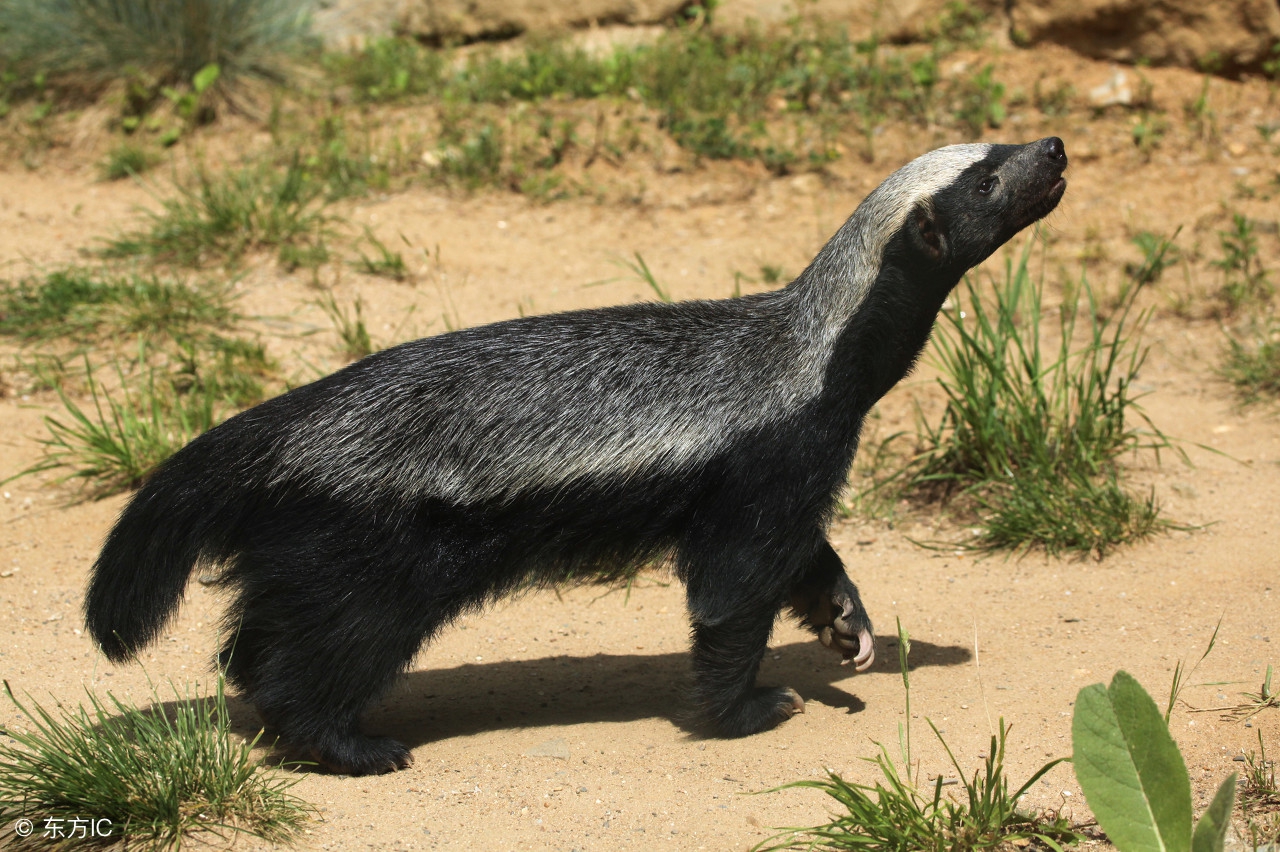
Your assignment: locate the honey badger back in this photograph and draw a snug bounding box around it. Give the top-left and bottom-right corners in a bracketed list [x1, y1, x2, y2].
[86, 137, 1067, 775]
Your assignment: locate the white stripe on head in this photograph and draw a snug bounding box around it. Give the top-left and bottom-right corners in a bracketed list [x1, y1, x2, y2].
[796, 143, 993, 329]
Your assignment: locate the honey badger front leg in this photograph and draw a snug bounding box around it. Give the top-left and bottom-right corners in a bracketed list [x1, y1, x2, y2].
[790, 539, 876, 671]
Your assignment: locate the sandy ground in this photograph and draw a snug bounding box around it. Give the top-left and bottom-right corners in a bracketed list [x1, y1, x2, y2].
[1, 42, 1278, 851]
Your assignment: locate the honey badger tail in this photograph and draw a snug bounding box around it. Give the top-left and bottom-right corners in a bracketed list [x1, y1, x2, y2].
[84, 442, 241, 662]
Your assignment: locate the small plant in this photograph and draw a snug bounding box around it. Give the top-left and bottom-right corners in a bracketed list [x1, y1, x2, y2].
[1213, 213, 1272, 314]
[898, 239, 1180, 556]
[316, 294, 373, 360]
[616, 252, 671, 303]
[162, 63, 219, 122]
[288, 112, 399, 200]
[21, 356, 220, 493]
[1239, 730, 1280, 848]
[1238, 664, 1278, 720]
[1264, 42, 1280, 80]
[1131, 112, 1168, 158]
[1164, 619, 1220, 724]
[1125, 227, 1182, 288]
[952, 65, 1006, 137]
[1184, 75, 1220, 147]
[0, 673, 312, 850]
[1222, 319, 1280, 401]
[325, 36, 446, 102]
[105, 159, 329, 268]
[0, 274, 275, 492]
[0, 269, 237, 344]
[154, 62, 221, 145]
[431, 120, 506, 190]
[0, 269, 274, 482]
[756, 621, 1079, 852]
[668, 115, 754, 161]
[278, 238, 331, 272]
[100, 142, 158, 180]
[10, 352, 70, 393]
[1073, 671, 1236, 852]
[929, 1, 989, 48]
[173, 335, 275, 409]
[326, 23, 997, 178]
[760, 264, 786, 285]
[1241, 730, 1278, 805]
[352, 230, 410, 281]
[1033, 80, 1073, 117]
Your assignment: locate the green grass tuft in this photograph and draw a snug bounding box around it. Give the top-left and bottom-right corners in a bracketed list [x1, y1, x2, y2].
[316, 293, 373, 361]
[352, 231, 410, 281]
[1125, 228, 1181, 288]
[1221, 318, 1280, 401]
[105, 159, 329, 268]
[0, 269, 276, 493]
[1240, 727, 1279, 849]
[24, 355, 219, 493]
[756, 620, 1079, 852]
[898, 237, 1180, 557]
[9, 346, 272, 495]
[0, 673, 313, 850]
[323, 36, 446, 102]
[616, 252, 671, 303]
[1241, 732, 1278, 804]
[0, 269, 237, 343]
[1213, 213, 1272, 315]
[0, 0, 312, 94]
[100, 142, 159, 181]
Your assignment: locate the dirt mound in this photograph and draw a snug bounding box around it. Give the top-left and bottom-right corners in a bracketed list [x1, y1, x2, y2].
[317, 0, 1280, 74]
[1010, 0, 1280, 75]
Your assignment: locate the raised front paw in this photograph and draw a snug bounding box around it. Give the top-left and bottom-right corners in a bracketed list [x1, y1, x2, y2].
[791, 574, 876, 672]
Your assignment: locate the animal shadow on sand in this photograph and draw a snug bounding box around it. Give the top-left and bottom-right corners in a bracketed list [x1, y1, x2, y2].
[206, 635, 968, 764]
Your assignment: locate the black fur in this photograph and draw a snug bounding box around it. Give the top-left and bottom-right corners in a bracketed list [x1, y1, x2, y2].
[86, 138, 1067, 775]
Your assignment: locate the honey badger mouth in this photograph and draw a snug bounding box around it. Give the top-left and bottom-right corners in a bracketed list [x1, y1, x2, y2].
[1024, 138, 1068, 226]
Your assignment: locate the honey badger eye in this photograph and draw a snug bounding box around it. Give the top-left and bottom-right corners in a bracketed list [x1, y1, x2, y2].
[977, 176, 998, 195]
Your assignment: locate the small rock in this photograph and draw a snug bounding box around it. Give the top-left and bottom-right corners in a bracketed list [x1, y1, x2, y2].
[525, 737, 570, 760]
[1089, 71, 1132, 107]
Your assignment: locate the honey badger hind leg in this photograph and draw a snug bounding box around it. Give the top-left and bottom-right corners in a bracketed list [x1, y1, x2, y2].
[221, 579, 429, 775]
[218, 516, 489, 776]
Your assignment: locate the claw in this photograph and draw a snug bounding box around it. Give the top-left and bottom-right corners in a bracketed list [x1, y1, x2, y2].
[852, 629, 875, 672]
[794, 571, 873, 671]
[837, 596, 857, 622]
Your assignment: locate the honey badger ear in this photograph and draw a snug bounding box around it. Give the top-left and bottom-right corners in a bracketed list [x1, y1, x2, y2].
[911, 202, 948, 263]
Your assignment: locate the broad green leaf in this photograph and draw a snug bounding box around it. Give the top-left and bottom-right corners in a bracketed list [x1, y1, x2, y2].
[193, 63, 221, 94]
[1073, 671, 1192, 852]
[1191, 774, 1237, 852]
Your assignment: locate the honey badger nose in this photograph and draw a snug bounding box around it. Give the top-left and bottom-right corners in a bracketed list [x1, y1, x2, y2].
[1042, 136, 1067, 163]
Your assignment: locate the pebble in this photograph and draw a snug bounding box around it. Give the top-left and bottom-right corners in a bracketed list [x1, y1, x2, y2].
[525, 738, 570, 760]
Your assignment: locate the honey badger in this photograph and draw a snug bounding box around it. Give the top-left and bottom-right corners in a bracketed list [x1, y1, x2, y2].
[86, 137, 1068, 775]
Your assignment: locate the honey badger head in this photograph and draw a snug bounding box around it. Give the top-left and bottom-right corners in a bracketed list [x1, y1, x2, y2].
[796, 137, 1068, 347]
[904, 136, 1068, 272]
